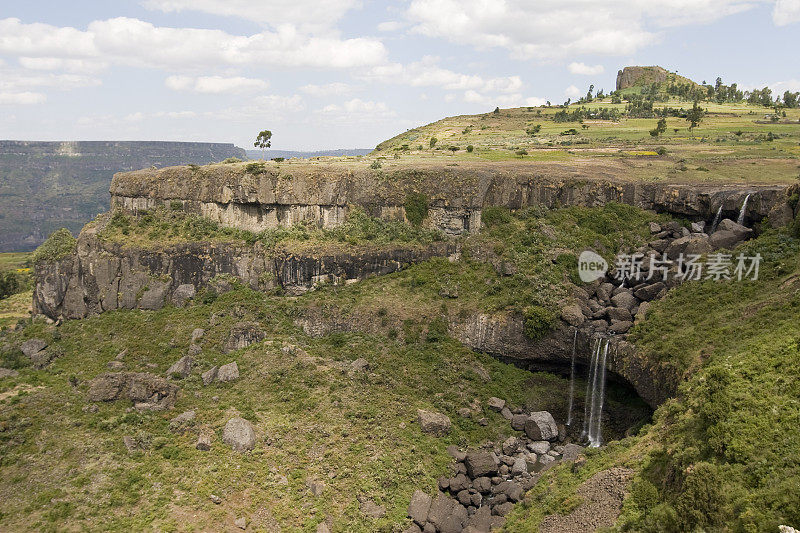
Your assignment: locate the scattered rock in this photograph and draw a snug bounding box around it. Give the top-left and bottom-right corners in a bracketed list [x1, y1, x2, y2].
[560, 304, 585, 327]
[88, 372, 178, 410]
[648, 222, 661, 234]
[610, 291, 637, 312]
[187, 344, 202, 357]
[201, 366, 219, 385]
[524, 411, 559, 441]
[510, 413, 529, 431]
[360, 500, 386, 519]
[196, 430, 213, 451]
[234, 517, 247, 530]
[317, 523, 332, 533]
[209, 494, 222, 504]
[465, 452, 498, 478]
[20, 338, 47, 358]
[417, 409, 452, 437]
[408, 490, 432, 525]
[107, 360, 125, 370]
[487, 397, 505, 412]
[169, 410, 196, 433]
[0, 368, 19, 379]
[172, 284, 196, 307]
[216, 361, 240, 382]
[528, 441, 550, 455]
[500, 407, 513, 420]
[609, 320, 633, 334]
[307, 479, 326, 497]
[351, 358, 370, 372]
[166, 356, 193, 378]
[457, 407, 472, 419]
[222, 417, 256, 452]
[122, 435, 139, 453]
[191, 328, 205, 343]
[633, 282, 665, 301]
[561, 443, 584, 462]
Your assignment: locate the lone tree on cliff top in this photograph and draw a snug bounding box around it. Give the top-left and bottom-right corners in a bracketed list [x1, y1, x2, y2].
[254, 130, 272, 158]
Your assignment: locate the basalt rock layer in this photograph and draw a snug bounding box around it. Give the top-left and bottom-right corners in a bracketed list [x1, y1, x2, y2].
[110, 161, 795, 236]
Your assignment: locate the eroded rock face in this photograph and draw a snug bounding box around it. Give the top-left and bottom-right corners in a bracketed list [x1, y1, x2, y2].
[88, 372, 178, 410]
[33, 227, 456, 320]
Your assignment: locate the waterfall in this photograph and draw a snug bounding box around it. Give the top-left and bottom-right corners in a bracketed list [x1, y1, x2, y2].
[737, 194, 751, 226]
[711, 205, 723, 233]
[566, 328, 578, 426]
[582, 337, 610, 447]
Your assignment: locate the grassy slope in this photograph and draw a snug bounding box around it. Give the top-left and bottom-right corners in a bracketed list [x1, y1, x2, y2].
[505, 229, 800, 532]
[0, 253, 32, 330]
[373, 99, 800, 184]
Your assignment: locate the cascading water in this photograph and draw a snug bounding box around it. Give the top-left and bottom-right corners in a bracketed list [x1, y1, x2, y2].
[737, 194, 751, 225]
[711, 205, 723, 233]
[566, 328, 577, 426]
[581, 337, 610, 447]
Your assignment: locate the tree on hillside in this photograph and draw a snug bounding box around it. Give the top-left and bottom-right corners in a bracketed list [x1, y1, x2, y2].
[429, 136, 437, 148]
[650, 118, 668, 137]
[254, 130, 272, 158]
[686, 101, 705, 136]
[784, 90, 799, 109]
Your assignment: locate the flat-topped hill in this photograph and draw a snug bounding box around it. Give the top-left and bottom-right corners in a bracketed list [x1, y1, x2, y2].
[615, 65, 700, 91]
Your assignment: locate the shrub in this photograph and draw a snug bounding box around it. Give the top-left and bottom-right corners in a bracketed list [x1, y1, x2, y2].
[522, 306, 556, 340]
[404, 193, 429, 227]
[33, 228, 77, 264]
[222, 157, 242, 164]
[448, 146, 459, 152]
[429, 137, 437, 148]
[370, 160, 382, 169]
[656, 146, 668, 155]
[271, 157, 285, 162]
[481, 206, 513, 228]
[526, 125, 542, 136]
[244, 162, 266, 175]
[466, 145, 474, 153]
[515, 149, 528, 157]
[426, 317, 448, 343]
[0, 270, 32, 300]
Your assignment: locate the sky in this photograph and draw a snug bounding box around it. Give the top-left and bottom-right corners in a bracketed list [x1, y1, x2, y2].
[1, 0, 799, 150]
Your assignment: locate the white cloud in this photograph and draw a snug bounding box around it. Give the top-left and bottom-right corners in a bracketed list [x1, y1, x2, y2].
[18, 57, 108, 73]
[769, 79, 800, 93]
[773, 0, 800, 25]
[0, 68, 100, 92]
[565, 85, 582, 99]
[165, 75, 269, 94]
[363, 56, 523, 93]
[568, 62, 605, 76]
[0, 17, 387, 70]
[377, 21, 405, 32]
[320, 98, 397, 118]
[300, 82, 354, 96]
[0, 91, 46, 105]
[463, 90, 547, 107]
[405, 0, 766, 59]
[141, 0, 361, 33]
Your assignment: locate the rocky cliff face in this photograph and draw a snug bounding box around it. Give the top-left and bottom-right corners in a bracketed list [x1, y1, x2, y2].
[110, 162, 795, 236]
[33, 222, 455, 320]
[0, 141, 245, 251]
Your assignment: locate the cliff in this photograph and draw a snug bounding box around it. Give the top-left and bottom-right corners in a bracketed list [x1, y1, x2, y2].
[110, 160, 794, 235]
[616, 66, 700, 91]
[0, 141, 245, 252]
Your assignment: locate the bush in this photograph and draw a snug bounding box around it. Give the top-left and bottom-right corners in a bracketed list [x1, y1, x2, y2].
[222, 157, 242, 164]
[33, 228, 77, 264]
[429, 137, 437, 148]
[466, 145, 474, 153]
[482, 207, 513, 228]
[271, 157, 284, 162]
[244, 162, 266, 175]
[0, 270, 32, 300]
[522, 305, 556, 340]
[370, 160, 382, 169]
[404, 193, 429, 227]
[515, 149, 528, 157]
[656, 146, 668, 156]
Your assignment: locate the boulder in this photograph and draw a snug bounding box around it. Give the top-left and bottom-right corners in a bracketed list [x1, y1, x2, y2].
[201, 366, 219, 385]
[709, 230, 742, 250]
[665, 234, 711, 260]
[196, 430, 213, 451]
[493, 480, 524, 502]
[172, 284, 196, 307]
[487, 397, 505, 412]
[767, 202, 795, 228]
[510, 413, 529, 431]
[408, 490, 432, 526]
[465, 451, 499, 478]
[417, 409, 452, 436]
[634, 301, 651, 323]
[166, 356, 193, 378]
[191, 328, 205, 343]
[524, 411, 559, 441]
[634, 282, 666, 301]
[169, 410, 196, 433]
[609, 320, 634, 334]
[561, 443, 584, 462]
[717, 218, 753, 238]
[560, 304, 585, 327]
[360, 500, 386, 519]
[690, 221, 706, 233]
[88, 372, 178, 410]
[511, 456, 527, 476]
[501, 436, 518, 455]
[0, 368, 19, 379]
[222, 417, 256, 452]
[528, 441, 550, 455]
[610, 291, 637, 311]
[139, 283, 168, 310]
[234, 517, 247, 530]
[187, 344, 202, 357]
[217, 362, 240, 382]
[500, 407, 513, 420]
[20, 338, 47, 357]
[648, 222, 662, 234]
[350, 358, 370, 372]
[606, 307, 632, 322]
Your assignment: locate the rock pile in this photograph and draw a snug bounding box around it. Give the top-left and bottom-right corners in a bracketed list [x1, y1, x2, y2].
[88, 372, 179, 410]
[407, 407, 583, 533]
[564, 219, 753, 337]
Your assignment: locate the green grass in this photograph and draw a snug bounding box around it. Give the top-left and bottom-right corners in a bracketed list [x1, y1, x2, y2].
[0, 286, 576, 532]
[32, 228, 76, 265]
[505, 228, 800, 532]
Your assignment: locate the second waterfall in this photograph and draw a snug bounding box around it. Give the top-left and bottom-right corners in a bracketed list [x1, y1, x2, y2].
[581, 337, 610, 447]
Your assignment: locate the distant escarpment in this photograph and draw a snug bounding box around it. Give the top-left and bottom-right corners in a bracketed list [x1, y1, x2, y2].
[111, 161, 794, 236]
[0, 141, 245, 252]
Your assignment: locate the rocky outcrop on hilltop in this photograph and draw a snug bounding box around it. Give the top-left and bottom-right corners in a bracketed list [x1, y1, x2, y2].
[615, 66, 699, 91]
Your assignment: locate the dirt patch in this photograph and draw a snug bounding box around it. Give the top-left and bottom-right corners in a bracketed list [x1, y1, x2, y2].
[0, 384, 45, 402]
[538, 467, 634, 533]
